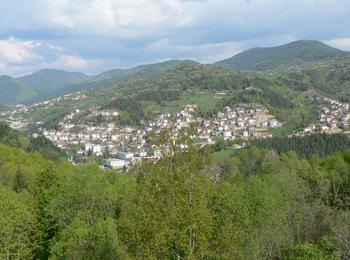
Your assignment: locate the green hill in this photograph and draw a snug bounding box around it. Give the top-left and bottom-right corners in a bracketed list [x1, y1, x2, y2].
[100, 59, 198, 80]
[19, 69, 91, 93]
[0, 70, 90, 105]
[0, 75, 37, 104]
[216, 40, 350, 70]
[24, 60, 198, 105]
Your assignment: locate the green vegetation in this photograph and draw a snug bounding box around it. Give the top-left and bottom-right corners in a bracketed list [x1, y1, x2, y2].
[0, 75, 37, 104]
[0, 122, 23, 147]
[0, 130, 350, 259]
[251, 133, 350, 158]
[0, 127, 350, 258]
[26, 136, 66, 161]
[0, 122, 64, 160]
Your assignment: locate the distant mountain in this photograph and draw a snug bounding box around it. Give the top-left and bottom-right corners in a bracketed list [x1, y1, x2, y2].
[0, 69, 90, 105]
[24, 60, 198, 105]
[216, 40, 350, 70]
[19, 69, 91, 93]
[0, 75, 36, 104]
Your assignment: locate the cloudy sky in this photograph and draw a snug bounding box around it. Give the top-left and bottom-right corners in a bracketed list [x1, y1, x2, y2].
[0, 0, 350, 76]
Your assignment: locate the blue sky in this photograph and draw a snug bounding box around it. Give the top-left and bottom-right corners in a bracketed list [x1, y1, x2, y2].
[0, 0, 350, 76]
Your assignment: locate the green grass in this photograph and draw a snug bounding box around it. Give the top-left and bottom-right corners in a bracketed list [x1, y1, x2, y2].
[165, 92, 224, 110]
[212, 149, 236, 164]
[143, 92, 226, 116]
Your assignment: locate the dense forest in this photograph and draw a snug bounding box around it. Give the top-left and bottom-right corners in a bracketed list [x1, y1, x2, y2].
[0, 126, 350, 259]
[251, 133, 350, 158]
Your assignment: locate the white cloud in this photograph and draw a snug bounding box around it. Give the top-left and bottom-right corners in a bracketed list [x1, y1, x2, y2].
[325, 38, 350, 51]
[50, 54, 88, 69]
[149, 39, 244, 63]
[8, 0, 193, 39]
[1, 0, 350, 41]
[0, 37, 42, 65]
[0, 37, 105, 75]
[47, 44, 63, 52]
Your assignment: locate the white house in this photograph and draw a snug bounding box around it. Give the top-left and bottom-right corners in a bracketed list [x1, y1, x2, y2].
[105, 159, 128, 169]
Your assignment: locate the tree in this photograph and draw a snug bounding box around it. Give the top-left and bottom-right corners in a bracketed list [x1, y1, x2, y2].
[0, 188, 34, 259]
[50, 218, 123, 259]
[12, 167, 27, 193]
[120, 130, 214, 258]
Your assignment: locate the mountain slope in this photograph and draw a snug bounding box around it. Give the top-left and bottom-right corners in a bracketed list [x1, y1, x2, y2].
[24, 60, 199, 105]
[0, 69, 91, 105]
[99, 59, 198, 80]
[216, 40, 350, 70]
[19, 69, 91, 93]
[0, 75, 37, 104]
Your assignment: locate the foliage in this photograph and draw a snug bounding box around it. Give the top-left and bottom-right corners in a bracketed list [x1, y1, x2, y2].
[27, 136, 65, 161]
[251, 133, 350, 158]
[104, 98, 145, 125]
[0, 122, 22, 147]
[0, 128, 350, 258]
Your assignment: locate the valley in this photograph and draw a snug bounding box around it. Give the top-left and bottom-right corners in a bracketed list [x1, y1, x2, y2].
[3, 2, 350, 258]
[1, 41, 350, 169]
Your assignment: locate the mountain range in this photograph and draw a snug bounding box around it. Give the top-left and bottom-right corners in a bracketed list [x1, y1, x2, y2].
[1, 40, 349, 107]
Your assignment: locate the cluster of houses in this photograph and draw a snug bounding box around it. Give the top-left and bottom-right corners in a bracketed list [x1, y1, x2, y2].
[303, 97, 350, 134]
[319, 97, 349, 131]
[5, 90, 350, 171]
[0, 92, 87, 130]
[0, 95, 283, 170]
[197, 105, 281, 141]
[36, 104, 280, 170]
[30, 92, 87, 108]
[0, 104, 30, 129]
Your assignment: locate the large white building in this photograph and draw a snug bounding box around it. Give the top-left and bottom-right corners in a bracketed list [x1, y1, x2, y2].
[105, 159, 128, 169]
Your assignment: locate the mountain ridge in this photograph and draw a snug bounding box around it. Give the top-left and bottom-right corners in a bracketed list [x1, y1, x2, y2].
[1, 41, 350, 107]
[215, 40, 350, 70]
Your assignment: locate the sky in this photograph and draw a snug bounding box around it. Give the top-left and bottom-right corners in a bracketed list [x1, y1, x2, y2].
[0, 0, 350, 76]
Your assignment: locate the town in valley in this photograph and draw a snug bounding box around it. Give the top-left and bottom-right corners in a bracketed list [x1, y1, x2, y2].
[1, 91, 349, 170]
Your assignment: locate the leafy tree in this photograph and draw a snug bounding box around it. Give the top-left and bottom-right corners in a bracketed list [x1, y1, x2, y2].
[50, 218, 123, 259]
[120, 132, 214, 258]
[0, 188, 34, 259]
[12, 167, 27, 193]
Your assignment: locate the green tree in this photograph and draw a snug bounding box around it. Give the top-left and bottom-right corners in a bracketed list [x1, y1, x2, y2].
[121, 131, 214, 258]
[50, 218, 123, 259]
[0, 188, 34, 259]
[12, 167, 27, 193]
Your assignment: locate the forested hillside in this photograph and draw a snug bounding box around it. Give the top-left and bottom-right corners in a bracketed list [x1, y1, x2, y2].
[216, 40, 350, 70]
[0, 126, 350, 259]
